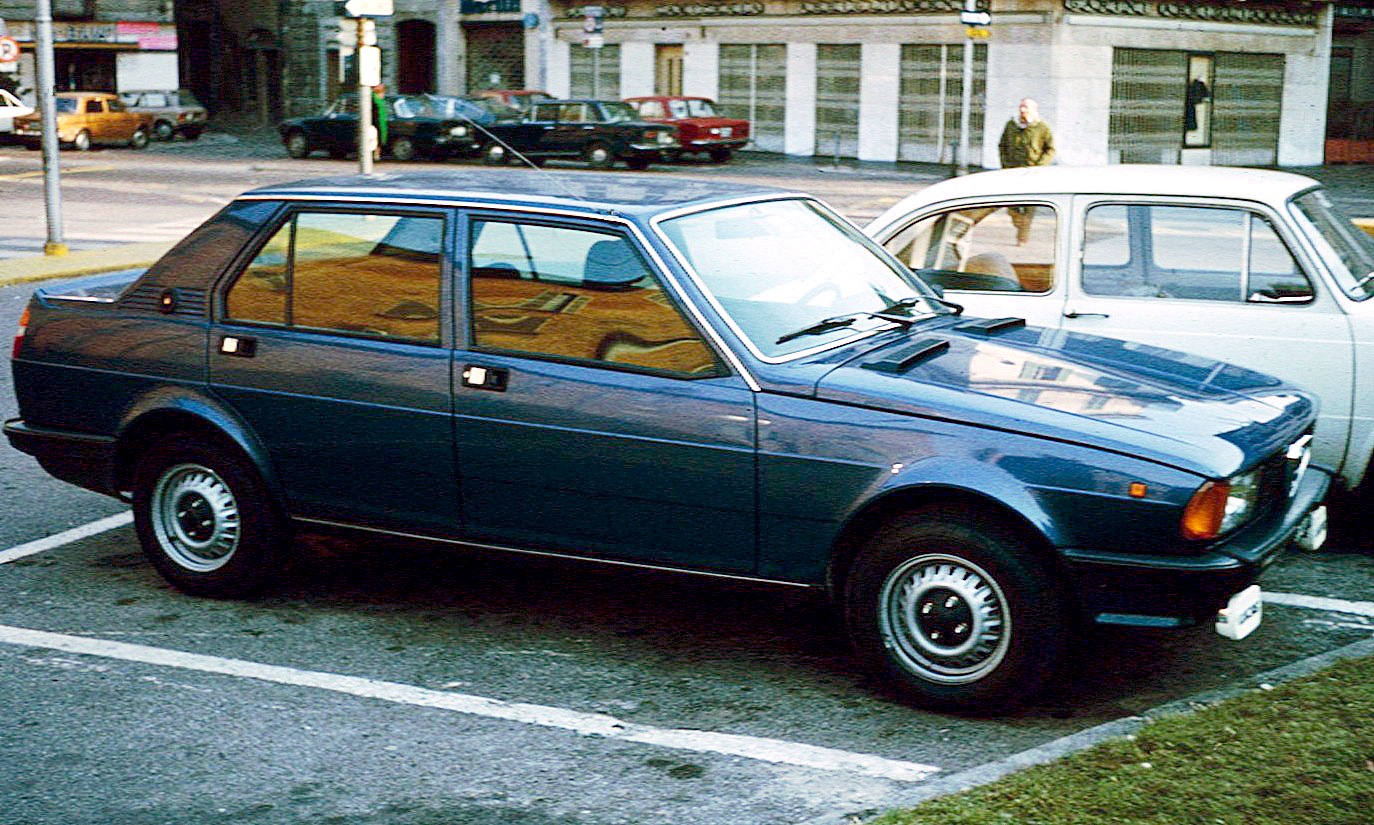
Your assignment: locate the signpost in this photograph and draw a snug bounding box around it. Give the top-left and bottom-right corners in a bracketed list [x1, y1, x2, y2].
[956, 0, 990, 176]
[335, 0, 392, 174]
[34, 0, 65, 255]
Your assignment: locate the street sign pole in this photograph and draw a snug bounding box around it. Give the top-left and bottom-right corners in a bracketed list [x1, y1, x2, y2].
[35, 0, 65, 255]
[357, 16, 372, 175]
[956, 0, 990, 177]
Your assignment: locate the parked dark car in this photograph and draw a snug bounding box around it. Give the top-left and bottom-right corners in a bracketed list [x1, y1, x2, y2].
[119, 89, 208, 141]
[480, 99, 677, 170]
[475, 89, 551, 113]
[278, 94, 500, 161]
[5, 170, 1328, 712]
[624, 96, 749, 163]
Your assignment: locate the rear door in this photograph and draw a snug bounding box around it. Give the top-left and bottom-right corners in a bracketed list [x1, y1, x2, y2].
[210, 203, 459, 535]
[1061, 197, 1355, 476]
[452, 211, 757, 572]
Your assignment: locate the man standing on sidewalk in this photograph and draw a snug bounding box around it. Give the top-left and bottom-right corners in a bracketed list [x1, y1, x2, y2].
[998, 98, 1055, 242]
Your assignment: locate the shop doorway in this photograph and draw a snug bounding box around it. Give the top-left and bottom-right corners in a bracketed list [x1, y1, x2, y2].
[655, 45, 683, 96]
[55, 49, 116, 92]
[465, 23, 524, 92]
[396, 19, 437, 94]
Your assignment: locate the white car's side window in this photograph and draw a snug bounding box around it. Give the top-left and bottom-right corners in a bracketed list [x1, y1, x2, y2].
[883, 204, 1058, 294]
[1082, 203, 1313, 304]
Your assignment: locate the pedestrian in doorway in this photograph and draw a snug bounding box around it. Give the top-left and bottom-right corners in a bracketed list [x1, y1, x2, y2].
[998, 98, 1055, 243]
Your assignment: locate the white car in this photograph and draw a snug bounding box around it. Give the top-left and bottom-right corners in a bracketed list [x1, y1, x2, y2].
[866, 165, 1374, 496]
[0, 88, 34, 133]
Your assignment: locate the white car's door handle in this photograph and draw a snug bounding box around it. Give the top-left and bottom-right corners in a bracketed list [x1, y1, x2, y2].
[1064, 310, 1110, 319]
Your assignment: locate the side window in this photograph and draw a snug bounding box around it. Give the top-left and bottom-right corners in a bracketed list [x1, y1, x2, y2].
[559, 103, 587, 123]
[639, 100, 667, 119]
[532, 103, 557, 121]
[1082, 204, 1312, 303]
[883, 204, 1057, 294]
[468, 219, 721, 377]
[108, 98, 126, 113]
[85, 99, 103, 113]
[225, 211, 445, 343]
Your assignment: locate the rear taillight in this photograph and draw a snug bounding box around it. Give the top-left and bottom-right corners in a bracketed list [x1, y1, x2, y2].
[12, 306, 29, 359]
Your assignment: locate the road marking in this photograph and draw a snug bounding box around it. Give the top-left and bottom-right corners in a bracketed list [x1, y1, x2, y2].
[1265, 591, 1374, 618]
[0, 165, 116, 181]
[0, 623, 942, 783]
[0, 511, 133, 566]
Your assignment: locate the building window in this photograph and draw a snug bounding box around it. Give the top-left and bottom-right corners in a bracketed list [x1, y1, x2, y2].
[571, 44, 621, 99]
[898, 43, 987, 165]
[815, 44, 861, 158]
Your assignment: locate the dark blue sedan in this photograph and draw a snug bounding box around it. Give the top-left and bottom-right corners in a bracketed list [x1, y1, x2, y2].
[5, 171, 1329, 712]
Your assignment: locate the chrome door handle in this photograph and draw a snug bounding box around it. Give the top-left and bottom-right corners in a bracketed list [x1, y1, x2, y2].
[1064, 310, 1109, 319]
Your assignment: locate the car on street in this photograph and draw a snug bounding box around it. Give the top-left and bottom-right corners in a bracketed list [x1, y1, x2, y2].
[624, 95, 749, 163]
[866, 165, 1374, 502]
[278, 94, 493, 161]
[11, 91, 151, 151]
[5, 170, 1328, 712]
[481, 99, 677, 170]
[475, 89, 551, 113]
[119, 89, 208, 141]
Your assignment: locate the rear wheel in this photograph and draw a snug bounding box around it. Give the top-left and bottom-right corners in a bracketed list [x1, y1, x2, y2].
[625, 157, 650, 171]
[153, 120, 176, 141]
[389, 135, 417, 161]
[285, 130, 310, 159]
[709, 147, 733, 164]
[584, 142, 615, 169]
[129, 128, 149, 150]
[181, 127, 203, 141]
[132, 437, 289, 598]
[72, 129, 92, 151]
[843, 506, 1070, 712]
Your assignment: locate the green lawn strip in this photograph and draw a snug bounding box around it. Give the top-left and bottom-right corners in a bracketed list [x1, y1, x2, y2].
[873, 655, 1374, 825]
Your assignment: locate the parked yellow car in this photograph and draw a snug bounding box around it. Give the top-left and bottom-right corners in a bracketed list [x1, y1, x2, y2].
[12, 91, 152, 151]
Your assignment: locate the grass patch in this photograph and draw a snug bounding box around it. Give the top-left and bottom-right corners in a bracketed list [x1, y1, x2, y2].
[873, 655, 1374, 825]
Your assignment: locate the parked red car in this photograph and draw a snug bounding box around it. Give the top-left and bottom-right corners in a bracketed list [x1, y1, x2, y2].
[624, 96, 749, 163]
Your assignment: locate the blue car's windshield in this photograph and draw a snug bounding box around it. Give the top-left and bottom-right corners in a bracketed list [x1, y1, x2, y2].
[658, 199, 943, 360]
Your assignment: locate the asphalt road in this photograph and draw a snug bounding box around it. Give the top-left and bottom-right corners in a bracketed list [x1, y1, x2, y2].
[2, 138, 1373, 825]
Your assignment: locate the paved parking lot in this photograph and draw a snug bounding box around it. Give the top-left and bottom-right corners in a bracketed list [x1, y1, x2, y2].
[2, 142, 1374, 823]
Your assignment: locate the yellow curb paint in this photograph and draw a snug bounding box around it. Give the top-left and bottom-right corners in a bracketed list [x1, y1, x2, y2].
[0, 240, 175, 288]
[1356, 218, 1374, 240]
[0, 165, 116, 181]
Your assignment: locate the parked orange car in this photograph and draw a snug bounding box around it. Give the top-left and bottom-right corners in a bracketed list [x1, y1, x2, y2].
[13, 91, 152, 151]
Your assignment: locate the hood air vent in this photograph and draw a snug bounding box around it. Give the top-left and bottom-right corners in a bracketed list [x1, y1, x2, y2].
[862, 338, 950, 374]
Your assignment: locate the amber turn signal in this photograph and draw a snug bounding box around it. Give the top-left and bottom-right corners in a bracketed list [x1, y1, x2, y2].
[1182, 479, 1230, 540]
[11, 306, 29, 360]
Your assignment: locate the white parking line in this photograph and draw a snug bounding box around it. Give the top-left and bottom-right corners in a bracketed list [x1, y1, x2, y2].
[0, 623, 941, 783]
[1264, 591, 1374, 618]
[0, 511, 133, 566]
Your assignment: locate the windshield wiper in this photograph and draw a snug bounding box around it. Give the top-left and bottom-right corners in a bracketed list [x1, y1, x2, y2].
[775, 306, 927, 345]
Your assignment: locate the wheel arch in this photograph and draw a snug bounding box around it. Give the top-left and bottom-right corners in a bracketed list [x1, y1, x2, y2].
[113, 395, 281, 507]
[825, 484, 1075, 610]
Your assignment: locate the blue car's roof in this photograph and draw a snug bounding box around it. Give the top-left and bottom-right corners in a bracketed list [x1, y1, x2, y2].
[244, 170, 798, 219]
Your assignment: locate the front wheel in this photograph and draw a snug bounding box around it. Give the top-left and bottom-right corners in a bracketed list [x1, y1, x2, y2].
[72, 129, 92, 151]
[153, 120, 176, 141]
[708, 147, 733, 163]
[482, 142, 509, 166]
[843, 507, 1070, 712]
[132, 438, 289, 598]
[625, 157, 650, 171]
[129, 128, 149, 150]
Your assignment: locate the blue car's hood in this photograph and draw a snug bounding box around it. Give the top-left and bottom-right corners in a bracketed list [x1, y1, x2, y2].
[813, 322, 1315, 477]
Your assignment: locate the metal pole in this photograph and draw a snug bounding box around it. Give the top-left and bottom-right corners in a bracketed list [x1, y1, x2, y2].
[357, 17, 373, 175]
[961, 23, 972, 173]
[35, 0, 65, 255]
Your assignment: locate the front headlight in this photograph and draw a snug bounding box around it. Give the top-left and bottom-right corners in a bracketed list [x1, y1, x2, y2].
[449, 125, 469, 137]
[648, 129, 676, 146]
[1181, 469, 1261, 540]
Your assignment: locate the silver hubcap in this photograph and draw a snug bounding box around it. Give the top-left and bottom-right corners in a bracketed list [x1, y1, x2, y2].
[878, 554, 1010, 684]
[289, 135, 306, 154]
[590, 147, 609, 163]
[150, 463, 241, 572]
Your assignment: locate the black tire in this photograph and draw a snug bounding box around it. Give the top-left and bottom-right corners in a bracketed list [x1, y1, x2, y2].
[843, 506, 1070, 712]
[709, 147, 733, 164]
[181, 127, 203, 141]
[390, 135, 417, 161]
[72, 129, 92, 151]
[132, 437, 289, 598]
[129, 128, 149, 150]
[662, 149, 682, 164]
[482, 142, 509, 165]
[327, 148, 349, 160]
[153, 120, 176, 141]
[285, 130, 310, 159]
[583, 142, 615, 169]
[625, 157, 651, 171]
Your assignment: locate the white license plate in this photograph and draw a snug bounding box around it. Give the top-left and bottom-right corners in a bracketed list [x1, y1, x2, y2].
[1215, 584, 1263, 640]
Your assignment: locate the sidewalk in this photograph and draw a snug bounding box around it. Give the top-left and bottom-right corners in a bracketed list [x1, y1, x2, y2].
[0, 240, 175, 288]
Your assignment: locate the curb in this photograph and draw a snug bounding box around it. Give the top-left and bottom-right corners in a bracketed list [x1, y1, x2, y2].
[0, 240, 176, 289]
[1357, 218, 1374, 239]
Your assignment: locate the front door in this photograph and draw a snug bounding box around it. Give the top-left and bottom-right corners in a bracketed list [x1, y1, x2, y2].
[454, 212, 757, 572]
[655, 45, 684, 96]
[210, 205, 460, 534]
[1060, 197, 1355, 476]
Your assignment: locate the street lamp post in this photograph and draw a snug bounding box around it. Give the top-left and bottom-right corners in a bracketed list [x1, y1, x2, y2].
[35, 0, 65, 255]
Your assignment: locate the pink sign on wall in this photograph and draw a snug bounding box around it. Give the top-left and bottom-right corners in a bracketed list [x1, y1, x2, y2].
[115, 22, 178, 51]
